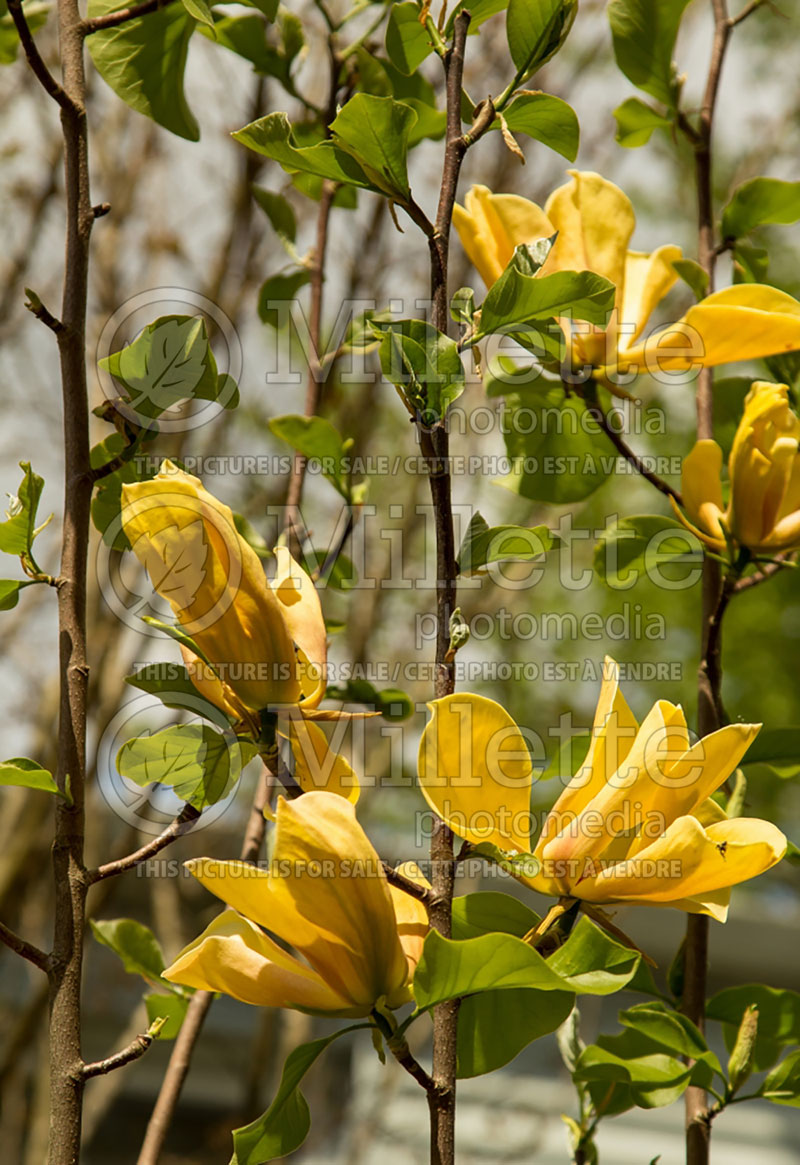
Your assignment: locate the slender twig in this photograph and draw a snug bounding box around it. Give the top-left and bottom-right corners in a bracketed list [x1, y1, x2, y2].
[24, 290, 65, 334]
[387, 1031, 436, 1094]
[80, 0, 175, 35]
[6, 0, 78, 113]
[382, 863, 436, 910]
[86, 805, 201, 884]
[0, 920, 50, 973]
[729, 0, 763, 26]
[81, 1031, 154, 1079]
[733, 557, 791, 592]
[136, 768, 274, 1165]
[581, 385, 683, 506]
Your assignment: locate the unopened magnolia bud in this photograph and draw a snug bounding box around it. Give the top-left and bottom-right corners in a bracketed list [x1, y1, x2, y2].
[727, 1004, 759, 1094]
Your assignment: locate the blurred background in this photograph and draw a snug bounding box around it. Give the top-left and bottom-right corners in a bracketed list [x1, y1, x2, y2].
[1, 0, 799, 1160]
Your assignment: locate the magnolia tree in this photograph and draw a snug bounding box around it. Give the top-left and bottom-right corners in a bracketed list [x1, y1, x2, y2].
[1, 0, 799, 1163]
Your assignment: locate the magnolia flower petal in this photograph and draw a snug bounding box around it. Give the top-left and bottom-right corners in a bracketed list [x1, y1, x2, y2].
[121, 461, 300, 709]
[620, 284, 800, 373]
[387, 861, 430, 1005]
[578, 814, 785, 907]
[535, 657, 638, 856]
[284, 717, 360, 803]
[619, 246, 682, 348]
[418, 693, 534, 854]
[544, 171, 635, 293]
[681, 440, 726, 542]
[270, 546, 327, 707]
[452, 186, 513, 286]
[180, 645, 254, 726]
[162, 909, 355, 1013]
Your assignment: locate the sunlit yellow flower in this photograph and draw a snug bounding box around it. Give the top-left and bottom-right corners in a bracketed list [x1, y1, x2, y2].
[453, 173, 800, 383]
[121, 460, 326, 716]
[418, 660, 785, 921]
[163, 791, 429, 1016]
[678, 381, 800, 555]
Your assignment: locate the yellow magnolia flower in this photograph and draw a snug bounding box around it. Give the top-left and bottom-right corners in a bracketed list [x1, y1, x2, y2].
[418, 660, 786, 921]
[679, 380, 800, 555]
[163, 791, 429, 1017]
[453, 172, 800, 383]
[121, 460, 326, 716]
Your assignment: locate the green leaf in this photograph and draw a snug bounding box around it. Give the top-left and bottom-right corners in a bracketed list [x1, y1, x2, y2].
[100, 316, 238, 421]
[707, 985, 800, 1073]
[0, 757, 62, 798]
[125, 662, 226, 723]
[613, 96, 672, 147]
[497, 92, 579, 161]
[181, 0, 213, 26]
[385, 1, 434, 74]
[91, 918, 166, 983]
[594, 515, 703, 588]
[306, 549, 358, 591]
[329, 94, 416, 204]
[486, 367, 615, 504]
[324, 677, 413, 720]
[414, 917, 639, 1011]
[733, 242, 770, 285]
[451, 891, 542, 940]
[231, 1027, 366, 1163]
[450, 287, 476, 326]
[145, 992, 190, 1039]
[140, 615, 215, 670]
[457, 986, 574, 1077]
[575, 1038, 692, 1108]
[269, 414, 352, 500]
[619, 1002, 722, 1077]
[506, 0, 577, 81]
[233, 112, 375, 189]
[116, 724, 257, 810]
[87, 0, 199, 141]
[257, 270, 311, 328]
[762, 1049, 800, 1106]
[0, 2, 48, 65]
[90, 432, 156, 553]
[233, 512, 271, 560]
[608, 0, 691, 108]
[373, 319, 465, 419]
[739, 728, 800, 779]
[0, 462, 48, 557]
[0, 579, 36, 610]
[457, 511, 555, 574]
[446, 0, 510, 36]
[721, 177, 800, 241]
[252, 186, 297, 246]
[672, 258, 709, 302]
[474, 265, 616, 341]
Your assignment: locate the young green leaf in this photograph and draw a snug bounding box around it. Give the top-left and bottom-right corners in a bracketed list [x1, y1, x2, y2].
[257, 270, 312, 328]
[144, 993, 191, 1040]
[116, 724, 257, 810]
[0, 579, 36, 610]
[594, 515, 703, 588]
[0, 462, 49, 557]
[497, 92, 579, 161]
[762, 1049, 800, 1107]
[87, 0, 199, 141]
[451, 891, 542, 940]
[473, 266, 615, 341]
[608, 0, 691, 108]
[91, 918, 167, 983]
[385, 1, 434, 74]
[0, 757, 63, 798]
[457, 987, 574, 1077]
[613, 96, 672, 147]
[373, 319, 466, 419]
[721, 177, 800, 241]
[506, 0, 577, 82]
[231, 1027, 367, 1163]
[329, 94, 417, 204]
[251, 186, 297, 246]
[672, 258, 709, 302]
[233, 112, 375, 188]
[268, 414, 353, 500]
[125, 662, 227, 723]
[456, 511, 555, 574]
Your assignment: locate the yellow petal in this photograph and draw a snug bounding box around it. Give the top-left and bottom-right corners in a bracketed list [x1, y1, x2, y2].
[453, 186, 553, 288]
[284, 717, 360, 803]
[388, 861, 430, 1004]
[121, 461, 300, 709]
[544, 171, 635, 295]
[729, 381, 800, 551]
[180, 645, 254, 727]
[681, 440, 726, 543]
[535, 657, 638, 857]
[418, 693, 533, 853]
[162, 909, 354, 1013]
[618, 246, 682, 349]
[270, 546, 327, 707]
[577, 814, 786, 908]
[620, 284, 800, 374]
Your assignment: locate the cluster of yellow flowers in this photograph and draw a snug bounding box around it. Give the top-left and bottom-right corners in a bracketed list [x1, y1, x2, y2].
[116, 168, 799, 1019]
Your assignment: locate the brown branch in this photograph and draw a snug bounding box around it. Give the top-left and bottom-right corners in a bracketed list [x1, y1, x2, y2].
[81, 1030, 154, 1079]
[136, 767, 274, 1165]
[0, 919, 50, 973]
[387, 1032, 436, 1094]
[733, 557, 792, 592]
[80, 0, 175, 35]
[681, 7, 733, 1164]
[729, 0, 763, 25]
[581, 385, 683, 506]
[382, 863, 436, 910]
[6, 0, 78, 113]
[86, 805, 201, 884]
